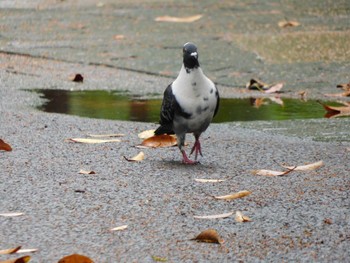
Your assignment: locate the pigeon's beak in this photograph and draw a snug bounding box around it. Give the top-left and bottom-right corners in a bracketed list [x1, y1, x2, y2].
[190, 52, 198, 59]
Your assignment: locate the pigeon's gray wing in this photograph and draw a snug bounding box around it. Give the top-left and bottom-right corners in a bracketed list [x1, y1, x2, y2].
[213, 87, 220, 117]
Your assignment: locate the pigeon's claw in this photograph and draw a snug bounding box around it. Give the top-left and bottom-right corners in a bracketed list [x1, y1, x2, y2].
[190, 139, 202, 160]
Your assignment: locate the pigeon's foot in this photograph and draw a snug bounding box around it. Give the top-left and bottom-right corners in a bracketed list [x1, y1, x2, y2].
[181, 150, 199, 165]
[190, 139, 202, 160]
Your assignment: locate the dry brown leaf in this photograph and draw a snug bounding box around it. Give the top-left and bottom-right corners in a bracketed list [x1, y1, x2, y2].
[193, 211, 233, 219]
[138, 129, 155, 139]
[252, 169, 293, 176]
[78, 169, 96, 175]
[0, 212, 24, 217]
[278, 20, 300, 28]
[235, 211, 252, 223]
[324, 91, 350, 97]
[0, 256, 31, 263]
[155, 14, 202, 23]
[141, 135, 177, 148]
[282, 160, 324, 171]
[191, 229, 224, 244]
[15, 249, 38, 254]
[113, 34, 125, 40]
[214, 190, 251, 200]
[58, 254, 93, 263]
[124, 152, 145, 162]
[264, 83, 284, 93]
[337, 81, 350, 91]
[246, 79, 268, 91]
[0, 139, 12, 151]
[69, 74, 84, 83]
[0, 247, 21, 255]
[194, 178, 226, 183]
[110, 225, 128, 231]
[268, 96, 284, 106]
[319, 101, 350, 118]
[88, 133, 125, 138]
[68, 138, 121, 144]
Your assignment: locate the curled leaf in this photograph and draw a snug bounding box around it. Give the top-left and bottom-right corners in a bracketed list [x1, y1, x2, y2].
[252, 169, 293, 176]
[318, 101, 350, 118]
[191, 229, 223, 244]
[0, 256, 31, 263]
[246, 79, 268, 91]
[88, 133, 124, 138]
[214, 190, 251, 200]
[282, 160, 324, 171]
[0, 212, 24, 217]
[141, 135, 177, 148]
[0, 139, 12, 151]
[138, 129, 155, 139]
[264, 83, 284, 93]
[0, 246, 21, 255]
[235, 211, 252, 222]
[194, 178, 226, 183]
[78, 169, 96, 175]
[336, 81, 350, 91]
[69, 73, 84, 82]
[155, 14, 202, 23]
[58, 254, 94, 263]
[15, 248, 38, 254]
[278, 20, 300, 28]
[110, 225, 128, 231]
[124, 152, 145, 162]
[68, 138, 121, 144]
[194, 211, 234, 219]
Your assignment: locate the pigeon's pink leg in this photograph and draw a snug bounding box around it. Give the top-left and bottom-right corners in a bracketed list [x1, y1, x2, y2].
[181, 150, 198, 164]
[190, 135, 203, 160]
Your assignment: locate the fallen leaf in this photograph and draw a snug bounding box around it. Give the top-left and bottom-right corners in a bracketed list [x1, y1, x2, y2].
[15, 249, 38, 254]
[0, 139, 12, 151]
[0, 247, 21, 255]
[110, 225, 128, 231]
[69, 73, 84, 83]
[268, 96, 284, 106]
[282, 160, 324, 171]
[78, 169, 96, 175]
[191, 229, 224, 244]
[58, 254, 94, 263]
[252, 169, 293, 176]
[151, 256, 167, 262]
[214, 190, 251, 200]
[264, 83, 284, 93]
[113, 34, 125, 40]
[194, 178, 226, 183]
[278, 20, 300, 28]
[155, 14, 202, 23]
[88, 133, 125, 138]
[246, 79, 268, 91]
[324, 90, 350, 97]
[0, 212, 24, 217]
[318, 101, 350, 118]
[337, 81, 350, 91]
[68, 138, 121, 144]
[235, 211, 252, 222]
[193, 211, 234, 219]
[0, 256, 30, 263]
[138, 129, 155, 139]
[141, 135, 177, 148]
[324, 218, 332, 224]
[124, 152, 145, 162]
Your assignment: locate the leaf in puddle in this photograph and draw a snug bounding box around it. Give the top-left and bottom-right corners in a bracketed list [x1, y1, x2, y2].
[0, 212, 24, 217]
[252, 169, 293, 176]
[155, 14, 202, 23]
[194, 178, 226, 183]
[124, 152, 145, 162]
[278, 20, 300, 28]
[235, 211, 252, 223]
[88, 133, 125, 138]
[264, 83, 284, 94]
[214, 190, 251, 200]
[110, 225, 128, 231]
[318, 101, 350, 118]
[68, 138, 121, 144]
[78, 169, 96, 175]
[0, 139, 12, 151]
[0, 246, 21, 255]
[0, 256, 31, 263]
[282, 160, 324, 171]
[138, 129, 155, 139]
[194, 211, 234, 219]
[191, 229, 224, 244]
[141, 135, 177, 148]
[69, 73, 84, 83]
[58, 254, 94, 263]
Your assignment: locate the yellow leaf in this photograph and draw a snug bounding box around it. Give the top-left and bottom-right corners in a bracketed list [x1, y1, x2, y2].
[282, 160, 324, 171]
[58, 254, 94, 263]
[194, 211, 234, 219]
[124, 152, 145, 162]
[141, 135, 177, 148]
[235, 211, 252, 223]
[214, 190, 251, 200]
[110, 225, 128, 231]
[155, 14, 202, 23]
[194, 178, 226, 183]
[0, 246, 21, 255]
[191, 229, 224, 244]
[68, 138, 121, 144]
[138, 129, 155, 139]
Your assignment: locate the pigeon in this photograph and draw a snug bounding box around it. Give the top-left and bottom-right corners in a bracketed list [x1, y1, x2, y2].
[155, 42, 219, 164]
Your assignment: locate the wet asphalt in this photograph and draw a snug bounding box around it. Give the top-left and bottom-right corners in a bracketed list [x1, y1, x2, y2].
[0, 1, 349, 262]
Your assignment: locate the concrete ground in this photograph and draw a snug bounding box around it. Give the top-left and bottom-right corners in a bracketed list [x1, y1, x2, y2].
[0, 1, 349, 262]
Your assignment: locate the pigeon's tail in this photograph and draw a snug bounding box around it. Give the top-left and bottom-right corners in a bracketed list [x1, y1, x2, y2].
[154, 125, 174, 135]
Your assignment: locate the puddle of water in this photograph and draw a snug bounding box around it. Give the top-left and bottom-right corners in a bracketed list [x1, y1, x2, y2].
[33, 89, 344, 122]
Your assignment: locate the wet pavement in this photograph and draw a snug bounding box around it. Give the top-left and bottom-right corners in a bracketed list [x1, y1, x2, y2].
[0, 1, 350, 262]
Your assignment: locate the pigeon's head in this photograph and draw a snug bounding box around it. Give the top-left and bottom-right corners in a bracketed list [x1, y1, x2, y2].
[183, 42, 199, 70]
